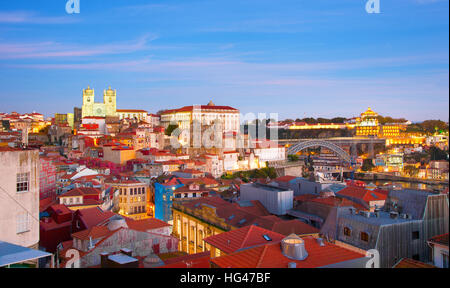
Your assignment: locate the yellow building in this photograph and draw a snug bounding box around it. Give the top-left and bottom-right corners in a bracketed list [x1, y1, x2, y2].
[81, 86, 117, 118]
[105, 179, 150, 220]
[116, 109, 148, 121]
[355, 107, 380, 136]
[172, 199, 234, 255]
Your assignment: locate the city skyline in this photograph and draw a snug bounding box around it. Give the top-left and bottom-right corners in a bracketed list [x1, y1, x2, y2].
[0, 0, 449, 121]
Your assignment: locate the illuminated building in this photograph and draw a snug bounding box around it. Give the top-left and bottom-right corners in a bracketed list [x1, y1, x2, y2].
[160, 101, 240, 146]
[55, 113, 74, 129]
[105, 179, 149, 220]
[81, 86, 117, 118]
[172, 196, 318, 254]
[355, 107, 380, 136]
[116, 109, 148, 121]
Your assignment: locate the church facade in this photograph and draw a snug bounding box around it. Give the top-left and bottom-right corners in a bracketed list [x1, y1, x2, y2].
[81, 86, 117, 118]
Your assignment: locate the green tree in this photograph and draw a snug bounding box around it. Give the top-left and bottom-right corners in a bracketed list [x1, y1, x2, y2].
[361, 159, 375, 172]
[165, 124, 179, 136]
[403, 166, 419, 177]
[288, 154, 299, 162]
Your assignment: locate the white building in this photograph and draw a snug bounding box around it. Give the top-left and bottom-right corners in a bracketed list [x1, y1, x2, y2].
[0, 147, 40, 249]
[160, 101, 240, 146]
[240, 183, 293, 215]
[250, 139, 286, 163]
[428, 233, 449, 268]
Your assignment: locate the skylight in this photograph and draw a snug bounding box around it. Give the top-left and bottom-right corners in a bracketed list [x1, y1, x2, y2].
[238, 218, 246, 224]
[263, 234, 272, 241]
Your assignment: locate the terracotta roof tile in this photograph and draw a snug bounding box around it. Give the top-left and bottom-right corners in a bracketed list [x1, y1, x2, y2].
[125, 218, 171, 232]
[393, 258, 436, 268]
[72, 226, 110, 240]
[429, 233, 449, 247]
[204, 225, 285, 254]
[211, 236, 366, 268]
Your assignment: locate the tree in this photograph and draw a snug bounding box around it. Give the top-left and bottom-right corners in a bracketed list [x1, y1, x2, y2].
[428, 146, 449, 161]
[403, 166, 419, 177]
[288, 154, 299, 162]
[361, 159, 375, 172]
[165, 124, 179, 136]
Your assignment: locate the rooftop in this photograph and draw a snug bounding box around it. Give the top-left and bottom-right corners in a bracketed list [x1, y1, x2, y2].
[428, 233, 449, 247]
[393, 258, 436, 268]
[211, 235, 366, 268]
[204, 225, 285, 254]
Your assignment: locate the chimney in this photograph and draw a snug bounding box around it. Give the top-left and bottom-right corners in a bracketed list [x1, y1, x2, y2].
[120, 248, 132, 257]
[100, 252, 109, 268]
[88, 236, 95, 250]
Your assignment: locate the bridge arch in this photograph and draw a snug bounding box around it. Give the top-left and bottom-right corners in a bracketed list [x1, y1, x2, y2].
[287, 140, 352, 163]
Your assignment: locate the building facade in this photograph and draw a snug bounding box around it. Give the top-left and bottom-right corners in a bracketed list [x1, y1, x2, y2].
[81, 86, 117, 118]
[0, 147, 40, 249]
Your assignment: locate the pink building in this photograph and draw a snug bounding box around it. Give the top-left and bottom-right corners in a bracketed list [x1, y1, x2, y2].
[40, 156, 57, 200]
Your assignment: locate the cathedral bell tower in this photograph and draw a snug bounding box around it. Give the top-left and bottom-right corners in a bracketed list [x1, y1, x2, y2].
[82, 86, 94, 118]
[103, 86, 117, 117]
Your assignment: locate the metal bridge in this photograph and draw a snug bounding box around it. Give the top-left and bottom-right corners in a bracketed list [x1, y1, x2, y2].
[287, 139, 353, 163]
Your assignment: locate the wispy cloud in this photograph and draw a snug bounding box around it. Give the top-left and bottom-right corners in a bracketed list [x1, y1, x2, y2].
[0, 34, 157, 59]
[0, 11, 79, 24]
[413, 0, 448, 4]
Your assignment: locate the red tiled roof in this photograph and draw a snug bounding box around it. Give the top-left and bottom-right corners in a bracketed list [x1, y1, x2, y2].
[160, 251, 211, 268]
[307, 196, 367, 211]
[337, 186, 387, 203]
[204, 225, 285, 254]
[393, 258, 436, 268]
[429, 233, 449, 247]
[274, 175, 297, 183]
[125, 218, 171, 232]
[269, 220, 319, 236]
[294, 194, 318, 202]
[76, 207, 116, 229]
[72, 226, 110, 240]
[161, 105, 238, 115]
[175, 169, 204, 174]
[211, 236, 366, 268]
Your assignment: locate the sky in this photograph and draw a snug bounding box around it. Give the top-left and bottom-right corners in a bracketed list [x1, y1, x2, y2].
[0, 0, 448, 122]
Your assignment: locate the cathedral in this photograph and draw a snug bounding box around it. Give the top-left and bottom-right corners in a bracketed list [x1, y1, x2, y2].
[81, 86, 117, 118]
[81, 86, 149, 121]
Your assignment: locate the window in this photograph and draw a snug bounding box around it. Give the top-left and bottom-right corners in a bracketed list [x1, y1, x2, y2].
[344, 227, 352, 237]
[360, 232, 369, 242]
[412, 254, 420, 261]
[16, 212, 30, 234]
[443, 253, 449, 268]
[16, 172, 30, 193]
[412, 231, 420, 240]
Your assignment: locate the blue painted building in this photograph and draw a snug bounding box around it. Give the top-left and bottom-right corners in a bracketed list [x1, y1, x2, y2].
[154, 180, 184, 223]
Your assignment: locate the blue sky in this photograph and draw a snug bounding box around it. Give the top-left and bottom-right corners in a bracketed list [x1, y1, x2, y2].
[0, 0, 448, 121]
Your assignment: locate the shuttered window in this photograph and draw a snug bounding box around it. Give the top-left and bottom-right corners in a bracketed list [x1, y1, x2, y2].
[16, 212, 30, 234]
